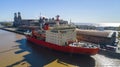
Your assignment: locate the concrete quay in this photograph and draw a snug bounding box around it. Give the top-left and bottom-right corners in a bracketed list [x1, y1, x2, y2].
[0, 27, 25, 35]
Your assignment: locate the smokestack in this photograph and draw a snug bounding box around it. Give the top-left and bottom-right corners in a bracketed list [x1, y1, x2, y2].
[56, 15, 60, 26]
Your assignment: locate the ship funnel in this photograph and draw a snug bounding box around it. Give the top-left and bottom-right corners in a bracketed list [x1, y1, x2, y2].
[44, 23, 49, 30]
[56, 15, 60, 26]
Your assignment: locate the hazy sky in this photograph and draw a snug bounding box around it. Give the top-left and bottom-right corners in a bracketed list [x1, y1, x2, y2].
[0, 0, 120, 23]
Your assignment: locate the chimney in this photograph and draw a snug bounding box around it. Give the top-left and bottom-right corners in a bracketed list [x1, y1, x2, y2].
[56, 15, 60, 26]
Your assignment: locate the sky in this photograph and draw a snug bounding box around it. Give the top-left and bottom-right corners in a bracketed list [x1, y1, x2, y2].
[0, 0, 120, 26]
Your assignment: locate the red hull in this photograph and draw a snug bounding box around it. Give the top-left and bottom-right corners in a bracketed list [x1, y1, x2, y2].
[26, 35, 99, 55]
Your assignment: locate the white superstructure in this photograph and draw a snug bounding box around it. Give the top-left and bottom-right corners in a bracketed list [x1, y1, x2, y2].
[46, 25, 76, 46]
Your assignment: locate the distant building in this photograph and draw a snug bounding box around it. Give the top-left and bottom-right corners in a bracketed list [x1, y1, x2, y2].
[13, 12, 68, 28]
[76, 29, 117, 47]
[13, 12, 21, 27]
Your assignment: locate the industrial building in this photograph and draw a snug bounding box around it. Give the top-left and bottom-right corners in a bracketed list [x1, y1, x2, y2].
[76, 29, 117, 47]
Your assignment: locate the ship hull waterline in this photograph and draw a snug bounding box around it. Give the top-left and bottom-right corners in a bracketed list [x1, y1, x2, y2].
[26, 35, 99, 55]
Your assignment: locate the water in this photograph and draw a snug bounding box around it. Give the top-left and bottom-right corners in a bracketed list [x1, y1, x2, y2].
[0, 29, 120, 67]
